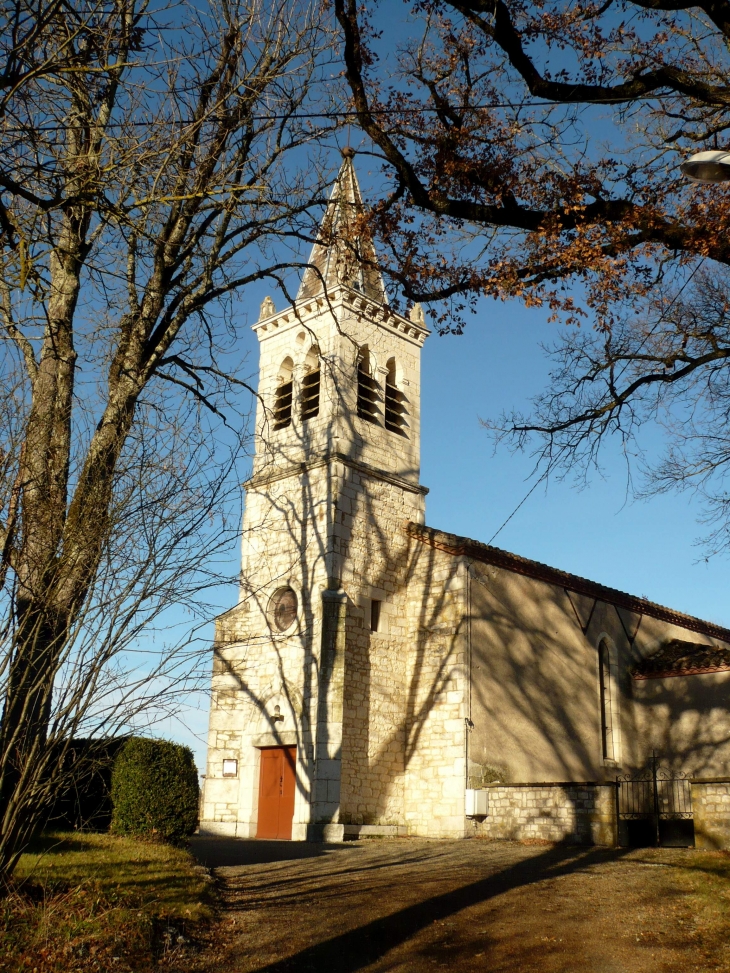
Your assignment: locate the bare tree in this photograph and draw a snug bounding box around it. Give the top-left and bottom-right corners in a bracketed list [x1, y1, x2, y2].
[488, 269, 730, 553]
[0, 0, 338, 882]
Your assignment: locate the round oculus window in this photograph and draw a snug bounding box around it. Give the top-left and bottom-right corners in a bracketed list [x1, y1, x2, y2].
[268, 587, 298, 632]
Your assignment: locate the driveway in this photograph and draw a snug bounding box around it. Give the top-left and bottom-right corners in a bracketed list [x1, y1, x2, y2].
[189, 837, 730, 972]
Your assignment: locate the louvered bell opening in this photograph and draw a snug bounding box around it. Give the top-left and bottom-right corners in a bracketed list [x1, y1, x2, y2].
[273, 380, 293, 430]
[300, 369, 320, 421]
[384, 381, 408, 436]
[357, 366, 380, 423]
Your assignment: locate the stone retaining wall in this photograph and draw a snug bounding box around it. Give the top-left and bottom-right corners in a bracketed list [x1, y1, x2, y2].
[692, 778, 730, 849]
[473, 782, 616, 845]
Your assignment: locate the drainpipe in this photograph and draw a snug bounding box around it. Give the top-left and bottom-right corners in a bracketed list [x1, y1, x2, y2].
[464, 560, 474, 794]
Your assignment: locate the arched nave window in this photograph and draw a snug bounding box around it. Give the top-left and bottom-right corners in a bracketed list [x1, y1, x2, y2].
[598, 638, 618, 762]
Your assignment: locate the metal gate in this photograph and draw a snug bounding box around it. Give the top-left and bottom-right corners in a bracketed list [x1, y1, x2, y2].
[616, 753, 694, 847]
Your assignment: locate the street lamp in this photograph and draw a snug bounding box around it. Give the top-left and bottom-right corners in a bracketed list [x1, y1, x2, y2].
[680, 150, 730, 183]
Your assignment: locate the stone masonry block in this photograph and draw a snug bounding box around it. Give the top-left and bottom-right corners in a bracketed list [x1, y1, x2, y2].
[316, 758, 341, 781]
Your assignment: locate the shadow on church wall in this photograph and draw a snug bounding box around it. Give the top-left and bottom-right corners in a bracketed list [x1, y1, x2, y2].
[466, 559, 730, 785]
[207, 310, 730, 838]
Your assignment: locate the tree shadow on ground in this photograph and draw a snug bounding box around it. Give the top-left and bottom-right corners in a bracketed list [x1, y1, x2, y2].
[227, 842, 632, 973]
[189, 835, 356, 868]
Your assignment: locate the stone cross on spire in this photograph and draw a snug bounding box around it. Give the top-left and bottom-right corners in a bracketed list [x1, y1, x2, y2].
[297, 149, 388, 304]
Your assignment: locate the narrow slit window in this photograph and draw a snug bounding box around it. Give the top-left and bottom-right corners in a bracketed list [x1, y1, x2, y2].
[357, 346, 380, 423]
[599, 640, 615, 761]
[384, 358, 408, 437]
[301, 347, 320, 421]
[370, 599, 381, 633]
[273, 357, 293, 430]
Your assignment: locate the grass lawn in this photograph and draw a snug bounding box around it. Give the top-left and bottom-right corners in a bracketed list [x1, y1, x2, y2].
[0, 831, 215, 973]
[669, 847, 730, 945]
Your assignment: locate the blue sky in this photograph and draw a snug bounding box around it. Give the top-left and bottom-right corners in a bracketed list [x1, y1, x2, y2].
[420, 299, 728, 624]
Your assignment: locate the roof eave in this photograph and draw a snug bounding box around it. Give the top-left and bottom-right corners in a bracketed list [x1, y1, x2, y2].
[406, 522, 730, 644]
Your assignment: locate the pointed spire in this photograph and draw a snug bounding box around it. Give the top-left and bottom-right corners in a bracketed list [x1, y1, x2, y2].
[298, 150, 388, 304]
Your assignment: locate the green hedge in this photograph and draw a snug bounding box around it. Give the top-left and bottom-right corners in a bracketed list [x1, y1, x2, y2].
[48, 738, 127, 831]
[110, 738, 199, 843]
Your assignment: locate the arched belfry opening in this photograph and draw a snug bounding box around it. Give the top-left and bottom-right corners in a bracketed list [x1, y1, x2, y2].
[384, 358, 408, 437]
[273, 357, 294, 430]
[300, 345, 320, 422]
[357, 345, 380, 423]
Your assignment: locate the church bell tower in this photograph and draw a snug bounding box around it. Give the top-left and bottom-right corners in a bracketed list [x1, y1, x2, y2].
[202, 151, 429, 840]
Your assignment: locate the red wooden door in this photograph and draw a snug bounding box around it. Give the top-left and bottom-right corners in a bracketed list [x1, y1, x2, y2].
[256, 747, 296, 839]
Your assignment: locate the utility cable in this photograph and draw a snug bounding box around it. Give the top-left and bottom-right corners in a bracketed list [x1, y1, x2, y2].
[486, 469, 550, 546]
[0, 91, 684, 135]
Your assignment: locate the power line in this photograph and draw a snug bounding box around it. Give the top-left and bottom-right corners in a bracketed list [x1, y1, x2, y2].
[0, 92, 682, 136]
[487, 470, 550, 546]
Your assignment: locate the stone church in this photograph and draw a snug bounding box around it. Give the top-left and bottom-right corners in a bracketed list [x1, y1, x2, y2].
[202, 153, 730, 848]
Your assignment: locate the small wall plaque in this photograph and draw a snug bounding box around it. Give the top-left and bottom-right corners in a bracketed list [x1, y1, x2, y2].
[222, 759, 238, 778]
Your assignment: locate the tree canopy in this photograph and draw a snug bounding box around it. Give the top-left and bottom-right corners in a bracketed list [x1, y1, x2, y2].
[336, 1, 730, 318]
[336, 0, 730, 550]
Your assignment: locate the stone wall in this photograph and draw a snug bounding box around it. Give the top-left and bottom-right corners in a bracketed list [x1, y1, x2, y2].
[692, 778, 730, 849]
[402, 546, 469, 838]
[339, 611, 408, 828]
[334, 471, 473, 838]
[201, 462, 332, 839]
[338, 457, 424, 827]
[473, 782, 616, 845]
[463, 778, 730, 849]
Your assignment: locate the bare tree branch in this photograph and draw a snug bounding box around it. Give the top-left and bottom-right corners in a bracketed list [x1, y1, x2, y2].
[0, 0, 340, 881]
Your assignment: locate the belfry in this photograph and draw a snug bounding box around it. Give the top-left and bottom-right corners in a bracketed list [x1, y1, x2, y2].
[202, 154, 730, 848]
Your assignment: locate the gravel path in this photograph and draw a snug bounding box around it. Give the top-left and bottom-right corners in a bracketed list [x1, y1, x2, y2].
[189, 837, 730, 973]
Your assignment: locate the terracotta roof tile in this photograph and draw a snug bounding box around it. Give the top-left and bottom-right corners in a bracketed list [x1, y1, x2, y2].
[632, 639, 730, 679]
